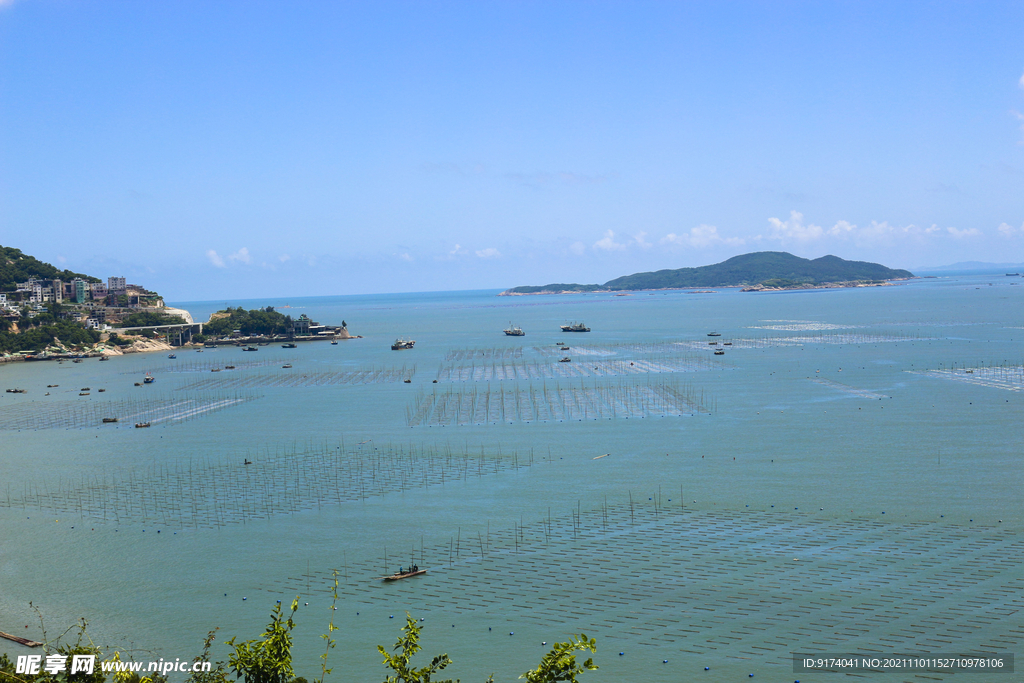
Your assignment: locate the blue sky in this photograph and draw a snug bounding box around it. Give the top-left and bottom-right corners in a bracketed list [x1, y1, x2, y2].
[1, 1, 1023, 300]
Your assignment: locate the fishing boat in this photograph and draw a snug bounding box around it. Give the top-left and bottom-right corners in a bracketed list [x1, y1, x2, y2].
[135, 422, 151, 428]
[143, 374, 155, 384]
[382, 565, 426, 581]
[243, 346, 258, 351]
[211, 368, 221, 372]
[225, 365, 236, 369]
[707, 332, 721, 337]
[331, 338, 339, 345]
[559, 357, 572, 363]
[560, 321, 590, 332]
[5, 388, 26, 394]
[282, 364, 293, 368]
[168, 354, 177, 359]
[391, 338, 415, 350]
[504, 322, 525, 336]
[102, 417, 118, 423]
[99, 356, 109, 361]
[282, 342, 297, 348]
[714, 349, 725, 355]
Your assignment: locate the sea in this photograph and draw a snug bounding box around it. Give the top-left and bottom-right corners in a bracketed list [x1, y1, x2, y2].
[1, 273, 1023, 682]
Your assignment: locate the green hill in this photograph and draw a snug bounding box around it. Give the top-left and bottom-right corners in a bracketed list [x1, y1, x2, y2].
[0, 245, 100, 291]
[503, 252, 913, 294]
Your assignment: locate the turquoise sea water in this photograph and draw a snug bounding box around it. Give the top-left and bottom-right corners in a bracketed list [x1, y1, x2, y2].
[2, 274, 1023, 682]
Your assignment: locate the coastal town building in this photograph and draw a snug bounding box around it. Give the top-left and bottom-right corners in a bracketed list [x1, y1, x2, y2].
[108, 276, 126, 293]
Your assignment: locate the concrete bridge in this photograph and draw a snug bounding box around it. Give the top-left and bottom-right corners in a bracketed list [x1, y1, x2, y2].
[116, 322, 204, 346]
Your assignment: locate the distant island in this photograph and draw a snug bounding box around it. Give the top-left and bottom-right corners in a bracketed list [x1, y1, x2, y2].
[501, 251, 914, 295]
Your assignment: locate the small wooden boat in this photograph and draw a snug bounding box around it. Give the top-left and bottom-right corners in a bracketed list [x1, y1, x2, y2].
[47, 384, 58, 388]
[143, 374, 155, 384]
[135, 422, 151, 428]
[382, 566, 426, 581]
[168, 354, 176, 359]
[403, 378, 412, 383]
[102, 417, 118, 423]
[282, 343, 297, 349]
[707, 332, 721, 337]
[559, 357, 572, 363]
[211, 368, 221, 372]
[98, 389, 106, 393]
[714, 349, 725, 355]
[5, 388, 27, 394]
[72, 359, 83, 363]
[225, 365, 236, 369]
[79, 392, 90, 396]
[99, 356, 109, 361]
[0, 630, 42, 647]
[282, 364, 292, 369]
[243, 346, 258, 352]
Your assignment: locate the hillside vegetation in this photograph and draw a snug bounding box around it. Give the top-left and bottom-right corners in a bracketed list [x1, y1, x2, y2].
[0, 245, 100, 291]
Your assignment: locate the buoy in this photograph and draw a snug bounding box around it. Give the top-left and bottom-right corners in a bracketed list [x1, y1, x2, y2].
[243, 597, 247, 600]
[305, 602, 308, 606]
[663, 660, 668, 663]
[510, 632, 514, 635]
[619, 652, 624, 656]
[705, 667, 710, 670]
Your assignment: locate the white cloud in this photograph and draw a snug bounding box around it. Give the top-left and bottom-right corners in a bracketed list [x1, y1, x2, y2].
[475, 247, 501, 259]
[229, 247, 251, 264]
[767, 211, 824, 242]
[946, 226, 981, 238]
[827, 220, 856, 237]
[447, 244, 469, 259]
[1020, 72, 1024, 90]
[632, 231, 652, 249]
[594, 230, 626, 251]
[398, 253, 413, 262]
[662, 224, 745, 248]
[206, 250, 226, 268]
[569, 241, 586, 256]
[998, 221, 1024, 237]
[278, 254, 291, 262]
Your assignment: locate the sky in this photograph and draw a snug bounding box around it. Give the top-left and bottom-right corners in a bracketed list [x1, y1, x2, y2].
[1, 0, 1023, 300]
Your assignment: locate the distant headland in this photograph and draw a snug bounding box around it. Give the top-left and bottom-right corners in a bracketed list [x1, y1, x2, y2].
[500, 251, 914, 295]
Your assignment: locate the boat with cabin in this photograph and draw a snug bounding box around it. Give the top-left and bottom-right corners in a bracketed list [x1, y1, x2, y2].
[391, 339, 415, 350]
[560, 322, 590, 332]
[504, 322, 525, 336]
